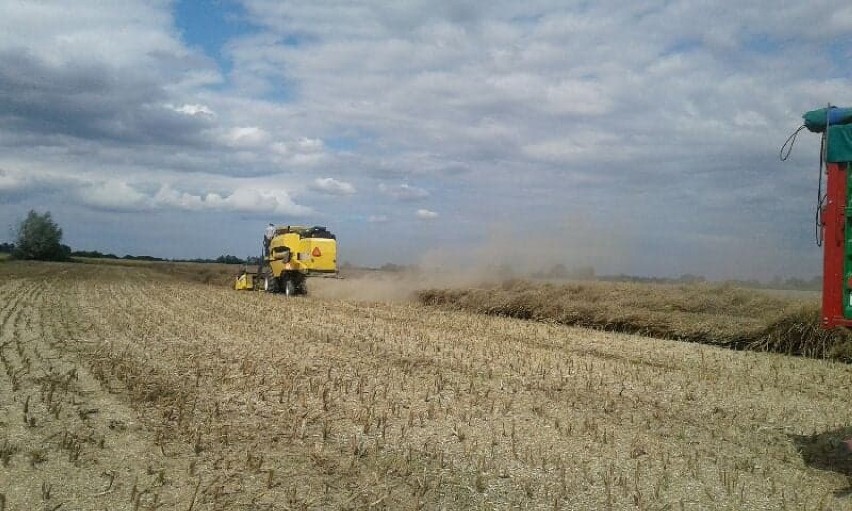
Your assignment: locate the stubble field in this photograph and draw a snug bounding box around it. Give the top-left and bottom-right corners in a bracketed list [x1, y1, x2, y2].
[0, 261, 850, 510]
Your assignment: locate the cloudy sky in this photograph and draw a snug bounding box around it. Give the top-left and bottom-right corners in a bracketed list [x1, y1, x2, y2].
[1, 0, 850, 279]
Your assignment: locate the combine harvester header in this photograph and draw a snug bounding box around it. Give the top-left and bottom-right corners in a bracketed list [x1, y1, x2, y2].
[787, 106, 852, 328]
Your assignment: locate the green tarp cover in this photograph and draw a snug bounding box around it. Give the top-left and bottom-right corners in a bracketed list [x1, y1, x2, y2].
[804, 107, 852, 132]
[827, 125, 852, 163]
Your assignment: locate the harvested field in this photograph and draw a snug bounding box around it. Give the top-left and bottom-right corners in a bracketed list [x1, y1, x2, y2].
[0, 261, 850, 509]
[418, 280, 852, 362]
[73, 257, 245, 287]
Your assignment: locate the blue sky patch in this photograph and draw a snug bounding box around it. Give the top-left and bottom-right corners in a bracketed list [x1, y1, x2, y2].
[174, 0, 255, 73]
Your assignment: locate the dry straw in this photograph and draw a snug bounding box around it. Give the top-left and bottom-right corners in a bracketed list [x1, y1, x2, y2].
[418, 279, 852, 362]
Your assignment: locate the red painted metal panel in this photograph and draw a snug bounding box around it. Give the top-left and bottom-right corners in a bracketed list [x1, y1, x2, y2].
[821, 163, 852, 327]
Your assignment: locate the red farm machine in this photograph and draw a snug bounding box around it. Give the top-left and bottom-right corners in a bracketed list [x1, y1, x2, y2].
[784, 105, 852, 459]
[787, 106, 852, 328]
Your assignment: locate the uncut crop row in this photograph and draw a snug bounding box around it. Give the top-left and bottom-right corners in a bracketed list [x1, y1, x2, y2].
[418, 280, 852, 361]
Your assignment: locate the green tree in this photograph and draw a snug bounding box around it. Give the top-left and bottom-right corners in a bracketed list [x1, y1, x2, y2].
[14, 210, 71, 261]
[215, 255, 244, 264]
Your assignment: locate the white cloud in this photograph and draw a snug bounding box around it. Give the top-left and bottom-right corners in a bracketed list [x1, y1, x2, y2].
[545, 79, 612, 116]
[378, 183, 429, 201]
[310, 177, 356, 195]
[488, 74, 612, 116]
[297, 137, 324, 152]
[153, 185, 206, 211]
[169, 103, 215, 117]
[288, 153, 325, 166]
[416, 209, 439, 220]
[267, 138, 328, 167]
[732, 110, 769, 128]
[199, 187, 311, 216]
[77, 181, 150, 211]
[0, 168, 31, 192]
[76, 180, 311, 216]
[223, 126, 270, 148]
[270, 142, 289, 155]
[0, 2, 186, 68]
[0, 167, 79, 198]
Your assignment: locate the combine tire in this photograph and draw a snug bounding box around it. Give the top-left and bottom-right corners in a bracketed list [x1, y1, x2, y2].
[282, 277, 296, 296]
[264, 275, 278, 293]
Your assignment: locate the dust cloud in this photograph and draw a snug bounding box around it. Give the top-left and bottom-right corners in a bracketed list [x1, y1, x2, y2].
[311, 214, 631, 303]
[308, 269, 485, 303]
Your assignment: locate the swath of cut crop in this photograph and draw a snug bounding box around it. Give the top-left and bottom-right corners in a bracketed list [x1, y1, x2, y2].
[417, 280, 852, 362]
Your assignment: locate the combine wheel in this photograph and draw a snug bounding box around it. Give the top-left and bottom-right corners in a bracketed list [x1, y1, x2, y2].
[282, 277, 296, 296]
[264, 275, 278, 293]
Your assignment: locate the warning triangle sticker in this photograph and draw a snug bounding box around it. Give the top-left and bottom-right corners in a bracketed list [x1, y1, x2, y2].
[312, 247, 322, 257]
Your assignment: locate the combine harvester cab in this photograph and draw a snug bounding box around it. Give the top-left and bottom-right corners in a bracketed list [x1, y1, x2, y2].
[234, 225, 337, 296]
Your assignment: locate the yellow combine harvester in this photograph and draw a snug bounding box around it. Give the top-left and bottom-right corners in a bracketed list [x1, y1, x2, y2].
[234, 225, 337, 295]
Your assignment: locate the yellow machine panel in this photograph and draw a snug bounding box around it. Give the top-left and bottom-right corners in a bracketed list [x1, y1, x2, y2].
[297, 237, 337, 273]
[234, 272, 254, 290]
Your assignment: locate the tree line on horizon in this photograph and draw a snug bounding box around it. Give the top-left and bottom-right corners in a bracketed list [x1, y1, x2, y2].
[2, 210, 823, 291]
[1, 210, 248, 265]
